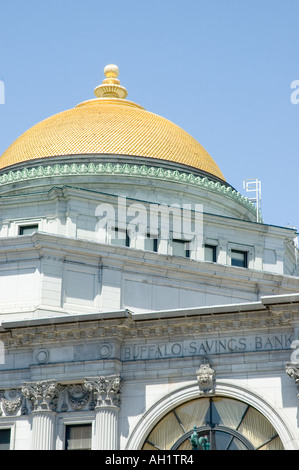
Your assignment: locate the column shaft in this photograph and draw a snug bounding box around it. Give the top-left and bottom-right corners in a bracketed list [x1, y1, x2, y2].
[94, 406, 119, 450]
[31, 411, 56, 450]
[84, 375, 122, 450]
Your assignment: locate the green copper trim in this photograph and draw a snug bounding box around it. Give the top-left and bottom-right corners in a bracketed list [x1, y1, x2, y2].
[0, 162, 260, 220]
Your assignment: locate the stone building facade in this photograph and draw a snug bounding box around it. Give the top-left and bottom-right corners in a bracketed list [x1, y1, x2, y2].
[0, 65, 298, 450]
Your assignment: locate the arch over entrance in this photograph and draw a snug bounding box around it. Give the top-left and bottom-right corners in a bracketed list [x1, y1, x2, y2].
[126, 382, 295, 450]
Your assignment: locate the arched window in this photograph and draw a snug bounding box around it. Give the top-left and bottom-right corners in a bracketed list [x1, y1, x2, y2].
[142, 396, 283, 450]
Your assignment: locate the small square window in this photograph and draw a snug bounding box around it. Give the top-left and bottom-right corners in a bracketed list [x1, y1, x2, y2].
[110, 228, 130, 247]
[65, 424, 92, 450]
[0, 429, 11, 450]
[231, 250, 248, 268]
[144, 234, 158, 252]
[204, 245, 217, 262]
[172, 239, 190, 258]
[19, 224, 38, 235]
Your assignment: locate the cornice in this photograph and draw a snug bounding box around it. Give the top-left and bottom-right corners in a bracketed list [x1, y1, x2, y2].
[0, 162, 259, 219]
[0, 303, 294, 350]
[1, 231, 296, 292]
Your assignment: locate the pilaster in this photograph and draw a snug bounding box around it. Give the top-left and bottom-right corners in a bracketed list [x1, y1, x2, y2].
[84, 375, 121, 450]
[21, 380, 59, 450]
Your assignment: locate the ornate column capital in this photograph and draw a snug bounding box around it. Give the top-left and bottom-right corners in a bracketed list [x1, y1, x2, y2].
[84, 375, 121, 409]
[21, 380, 59, 412]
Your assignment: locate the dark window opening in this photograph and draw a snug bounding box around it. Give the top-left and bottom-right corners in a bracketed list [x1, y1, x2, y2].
[111, 227, 130, 247]
[172, 239, 190, 258]
[205, 245, 217, 262]
[231, 250, 248, 268]
[0, 429, 11, 450]
[19, 224, 38, 235]
[65, 424, 92, 451]
[145, 234, 158, 252]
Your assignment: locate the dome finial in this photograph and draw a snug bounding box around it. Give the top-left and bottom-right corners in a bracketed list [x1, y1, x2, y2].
[94, 64, 128, 99]
[104, 64, 119, 79]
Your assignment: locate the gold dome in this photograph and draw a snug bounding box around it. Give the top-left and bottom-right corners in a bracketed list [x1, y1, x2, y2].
[0, 65, 225, 181]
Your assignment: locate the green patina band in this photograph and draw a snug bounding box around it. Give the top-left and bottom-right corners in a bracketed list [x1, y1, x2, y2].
[0, 162, 260, 219]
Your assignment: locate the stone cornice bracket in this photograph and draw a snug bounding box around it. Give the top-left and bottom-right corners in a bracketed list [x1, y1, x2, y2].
[21, 380, 59, 412]
[285, 340, 299, 398]
[84, 375, 121, 409]
[196, 361, 215, 395]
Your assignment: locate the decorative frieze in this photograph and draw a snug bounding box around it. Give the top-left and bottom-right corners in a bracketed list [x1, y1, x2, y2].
[0, 377, 122, 417]
[0, 162, 258, 219]
[0, 311, 294, 352]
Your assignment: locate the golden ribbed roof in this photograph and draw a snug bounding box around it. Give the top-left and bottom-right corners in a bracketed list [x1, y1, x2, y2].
[0, 65, 225, 181]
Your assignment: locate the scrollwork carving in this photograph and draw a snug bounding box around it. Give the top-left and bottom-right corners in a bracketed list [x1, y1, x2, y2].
[67, 384, 91, 410]
[0, 376, 123, 416]
[0, 389, 23, 416]
[21, 380, 59, 412]
[84, 375, 122, 408]
[196, 361, 215, 395]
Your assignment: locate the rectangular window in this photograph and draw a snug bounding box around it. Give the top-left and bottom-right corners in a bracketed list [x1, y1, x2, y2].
[231, 249, 248, 268]
[172, 239, 190, 258]
[65, 424, 92, 450]
[0, 429, 11, 450]
[144, 234, 158, 252]
[110, 227, 130, 247]
[204, 244, 217, 262]
[19, 224, 38, 235]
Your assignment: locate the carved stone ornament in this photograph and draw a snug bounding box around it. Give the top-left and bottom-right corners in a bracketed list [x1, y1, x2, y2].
[67, 384, 91, 411]
[286, 340, 299, 399]
[196, 362, 215, 395]
[0, 376, 122, 416]
[0, 389, 23, 416]
[84, 375, 122, 408]
[21, 380, 59, 412]
[286, 364, 299, 382]
[286, 364, 299, 399]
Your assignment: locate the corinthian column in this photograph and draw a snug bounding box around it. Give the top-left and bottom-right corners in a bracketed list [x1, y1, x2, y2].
[21, 380, 59, 450]
[84, 375, 121, 450]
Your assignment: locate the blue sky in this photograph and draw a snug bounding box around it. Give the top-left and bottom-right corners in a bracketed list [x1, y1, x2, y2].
[0, 0, 298, 234]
